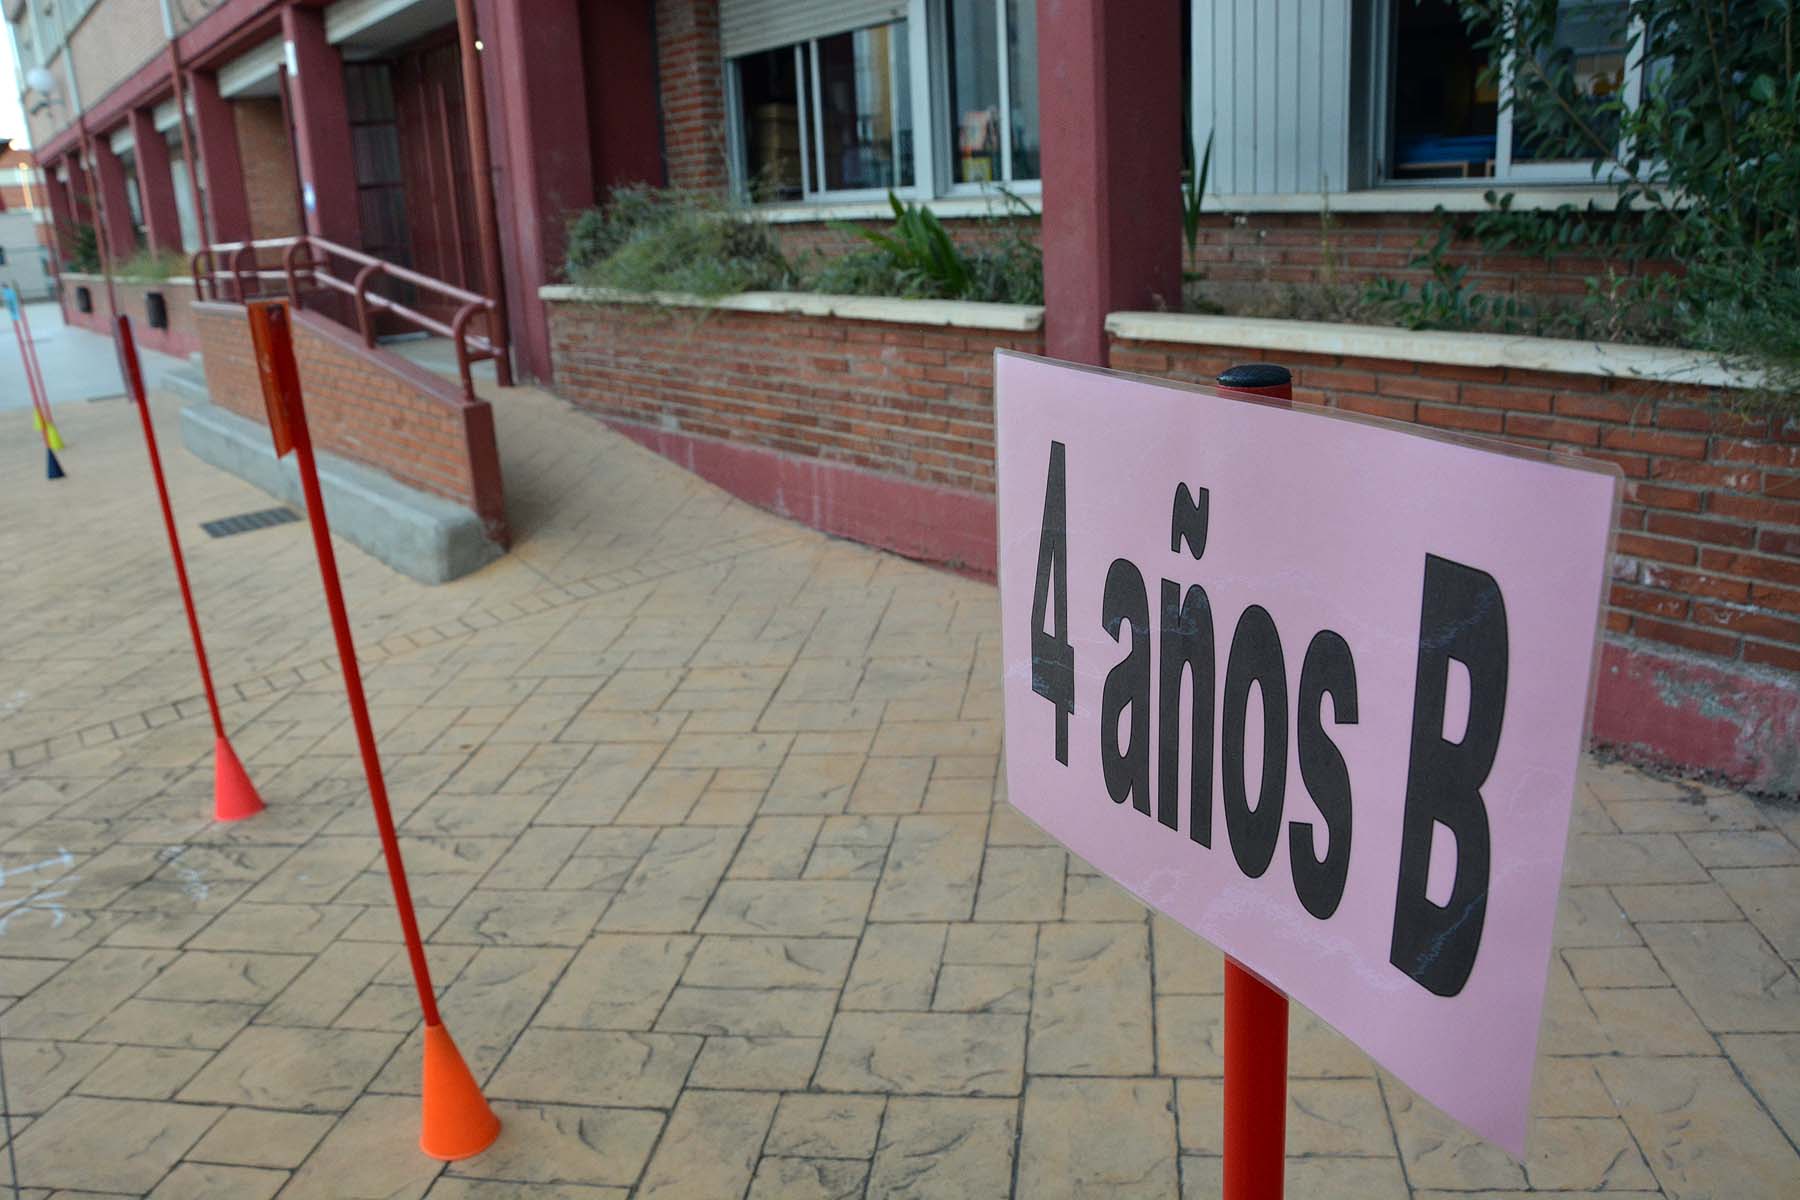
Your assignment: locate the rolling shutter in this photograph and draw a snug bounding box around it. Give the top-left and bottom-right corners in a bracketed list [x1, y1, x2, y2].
[721, 0, 908, 58]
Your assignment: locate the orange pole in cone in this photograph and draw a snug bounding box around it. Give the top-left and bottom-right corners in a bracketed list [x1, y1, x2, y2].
[245, 299, 498, 1161]
[116, 316, 265, 823]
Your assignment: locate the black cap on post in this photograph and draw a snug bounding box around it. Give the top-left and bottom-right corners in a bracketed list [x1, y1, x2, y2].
[1217, 363, 1294, 402]
[1217, 363, 1292, 391]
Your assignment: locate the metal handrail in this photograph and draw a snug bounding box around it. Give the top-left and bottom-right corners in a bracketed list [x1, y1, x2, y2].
[190, 234, 507, 399]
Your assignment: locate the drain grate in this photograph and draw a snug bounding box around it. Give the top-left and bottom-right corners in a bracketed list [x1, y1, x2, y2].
[201, 507, 302, 538]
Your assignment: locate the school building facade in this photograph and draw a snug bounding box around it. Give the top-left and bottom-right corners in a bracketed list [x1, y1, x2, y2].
[9, 0, 1799, 791]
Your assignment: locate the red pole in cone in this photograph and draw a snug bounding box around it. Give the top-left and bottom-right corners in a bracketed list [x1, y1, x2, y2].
[1216, 364, 1295, 1200]
[115, 316, 265, 822]
[245, 299, 499, 1161]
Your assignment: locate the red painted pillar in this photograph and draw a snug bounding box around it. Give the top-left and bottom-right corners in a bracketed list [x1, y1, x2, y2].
[45, 165, 77, 264]
[191, 70, 253, 243]
[281, 2, 361, 246]
[129, 109, 184, 254]
[91, 137, 140, 259]
[1036, 0, 1183, 366]
[479, 0, 594, 382]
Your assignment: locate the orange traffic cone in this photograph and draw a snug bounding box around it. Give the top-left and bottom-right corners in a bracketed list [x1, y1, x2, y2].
[420, 1022, 500, 1160]
[213, 736, 266, 822]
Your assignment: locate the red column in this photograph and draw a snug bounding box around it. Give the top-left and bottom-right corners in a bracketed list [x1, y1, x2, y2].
[281, 2, 360, 246]
[1036, 0, 1184, 365]
[45, 165, 77, 263]
[479, 0, 594, 381]
[191, 70, 252, 243]
[91, 136, 140, 259]
[129, 109, 184, 253]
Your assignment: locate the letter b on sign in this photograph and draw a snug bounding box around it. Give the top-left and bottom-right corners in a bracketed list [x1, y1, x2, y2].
[1391, 555, 1508, 998]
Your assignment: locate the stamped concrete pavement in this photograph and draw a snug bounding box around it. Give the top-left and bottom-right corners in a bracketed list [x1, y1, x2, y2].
[0, 359, 1796, 1197]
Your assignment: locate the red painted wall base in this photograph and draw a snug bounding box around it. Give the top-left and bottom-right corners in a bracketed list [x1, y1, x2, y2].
[1593, 639, 1800, 795]
[604, 419, 997, 578]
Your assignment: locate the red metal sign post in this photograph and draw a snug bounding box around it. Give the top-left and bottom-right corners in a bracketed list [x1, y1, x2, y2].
[115, 316, 264, 821]
[1216, 363, 1295, 1200]
[245, 299, 499, 1162]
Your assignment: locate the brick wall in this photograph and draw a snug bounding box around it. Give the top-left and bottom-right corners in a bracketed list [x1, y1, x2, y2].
[654, 0, 728, 193]
[61, 274, 200, 358]
[1110, 339, 1800, 678]
[772, 215, 1040, 265]
[193, 300, 508, 545]
[545, 292, 1796, 786]
[234, 99, 302, 242]
[68, 0, 163, 111]
[1189, 210, 1677, 302]
[549, 297, 1041, 571]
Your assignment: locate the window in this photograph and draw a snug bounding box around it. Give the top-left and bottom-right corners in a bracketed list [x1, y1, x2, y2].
[166, 129, 204, 253]
[943, 0, 1039, 186]
[1385, 0, 1636, 183]
[726, 0, 1039, 204]
[735, 22, 913, 201]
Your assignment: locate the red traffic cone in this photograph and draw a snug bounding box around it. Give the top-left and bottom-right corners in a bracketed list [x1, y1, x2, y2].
[213, 736, 266, 822]
[420, 1022, 501, 1160]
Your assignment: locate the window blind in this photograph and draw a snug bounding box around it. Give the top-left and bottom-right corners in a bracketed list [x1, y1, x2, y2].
[720, 0, 908, 59]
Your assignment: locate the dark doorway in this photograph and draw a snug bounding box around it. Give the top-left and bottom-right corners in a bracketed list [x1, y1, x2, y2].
[392, 34, 481, 322]
[346, 61, 416, 332]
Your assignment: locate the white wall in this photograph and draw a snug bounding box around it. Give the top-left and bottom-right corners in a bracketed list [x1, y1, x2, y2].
[1192, 0, 1355, 195]
[0, 210, 53, 299]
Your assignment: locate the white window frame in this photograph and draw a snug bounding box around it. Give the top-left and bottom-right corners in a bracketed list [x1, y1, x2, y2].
[727, 13, 922, 205]
[937, 0, 1040, 198]
[726, 0, 1041, 208]
[1379, 0, 1645, 188]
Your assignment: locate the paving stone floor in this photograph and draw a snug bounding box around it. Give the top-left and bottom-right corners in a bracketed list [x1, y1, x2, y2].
[0, 381, 1796, 1198]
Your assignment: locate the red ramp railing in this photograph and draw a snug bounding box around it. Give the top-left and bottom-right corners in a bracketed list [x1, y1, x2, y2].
[191, 236, 510, 397]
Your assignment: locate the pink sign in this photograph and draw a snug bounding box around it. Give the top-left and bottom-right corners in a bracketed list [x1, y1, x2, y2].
[996, 353, 1619, 1157]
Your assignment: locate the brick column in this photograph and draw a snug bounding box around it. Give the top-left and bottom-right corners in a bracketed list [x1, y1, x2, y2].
[90, 137, 139, 260]
[480, 0, 595, 381]
[191, 70, 252, 243]
[1037, 0, 1183, 365]
[129, 109, 184, 253]
[654, 0, 728, 192]
[281, 2, 360, 245]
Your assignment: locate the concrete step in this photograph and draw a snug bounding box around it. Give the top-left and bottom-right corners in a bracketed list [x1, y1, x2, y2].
[162, 363, 211, 407]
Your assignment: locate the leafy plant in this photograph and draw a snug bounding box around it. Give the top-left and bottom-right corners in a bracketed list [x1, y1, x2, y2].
[114, 248, 190, 281]
[1182, 129, 1214, 272]
[811, 189, 1042, 305]
[1432, 0, 1800, 405]
[842, 192, 972, 297]
[67, 223, 100, 274]
[564, 185, 793, 298]
[1363, 224, 1537, 333]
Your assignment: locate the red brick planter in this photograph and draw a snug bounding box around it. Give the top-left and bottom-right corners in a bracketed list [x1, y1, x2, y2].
[545, 289, 1044, 576]
[1108, 313, 1800, 793]
[60, 273, 200, 358]
[544, 290, 1798, 791]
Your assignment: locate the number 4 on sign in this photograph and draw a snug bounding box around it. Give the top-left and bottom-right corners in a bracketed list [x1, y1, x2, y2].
[1031, 440, 1074, 764]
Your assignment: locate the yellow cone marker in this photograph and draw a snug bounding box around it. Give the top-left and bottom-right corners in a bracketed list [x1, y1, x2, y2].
[46, 424, 64, 451]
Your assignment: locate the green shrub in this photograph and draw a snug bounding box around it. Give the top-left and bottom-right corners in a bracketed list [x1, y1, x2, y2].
[1387, 0, 1800, 408]
[807, 190, 1042, 305]
[67, 224, 100, 274]
[564, 186, 793, 298]
[114, 247, 190, 281]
